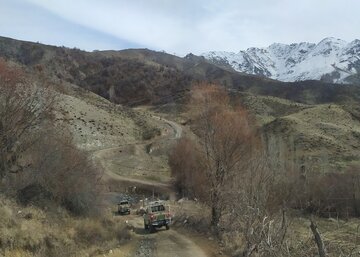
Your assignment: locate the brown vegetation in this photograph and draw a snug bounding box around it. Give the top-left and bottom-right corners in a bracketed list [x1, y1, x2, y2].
[3, 36, 360, 111]
[0, 59, 103, 216]
[0, 59, 53, 179]
[169, 137, 208, 200]
[170, 83, 360, 256]
[170, 84, 282, 241]
[289, 167, 360, 218]
[0, 58, 129, 256]
[0, 196, 130, 257]
[29, 129, 104, 216]
[188, 84, 260, 232]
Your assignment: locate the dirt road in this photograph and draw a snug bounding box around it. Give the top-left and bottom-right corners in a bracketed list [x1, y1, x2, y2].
[104, 214, 209, 257]
[151, 115, 182, 140]
[92, 113, 182, 198]
[93, 111, 213, 256]
[134, 227, 208, 257]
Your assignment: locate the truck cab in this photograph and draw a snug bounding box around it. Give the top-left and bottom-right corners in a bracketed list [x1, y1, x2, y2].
[117, 200, 131, 215]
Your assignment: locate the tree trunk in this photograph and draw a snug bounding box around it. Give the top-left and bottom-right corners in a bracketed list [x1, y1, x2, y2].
[210, 190, 221, 235]
[310, 219, 327, 257]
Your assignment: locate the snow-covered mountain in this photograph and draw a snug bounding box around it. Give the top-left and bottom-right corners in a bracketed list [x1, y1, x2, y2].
[202, 38, 360, 84]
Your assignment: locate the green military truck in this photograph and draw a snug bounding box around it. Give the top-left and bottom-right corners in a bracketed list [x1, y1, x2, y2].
[117, 200, 131, 215]
[143, 201, 172, 232]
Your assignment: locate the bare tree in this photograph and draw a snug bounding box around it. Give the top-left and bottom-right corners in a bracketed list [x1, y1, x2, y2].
[0, 59, 54, 180]
[171, 83, 293, 255]
[187, 83, 259, 234]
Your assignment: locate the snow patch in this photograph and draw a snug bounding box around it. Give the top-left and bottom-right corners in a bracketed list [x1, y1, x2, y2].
[202, 38, 360, 83]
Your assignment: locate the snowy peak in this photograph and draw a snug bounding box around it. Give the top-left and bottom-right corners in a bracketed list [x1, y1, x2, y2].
[202, 38, 360, 84]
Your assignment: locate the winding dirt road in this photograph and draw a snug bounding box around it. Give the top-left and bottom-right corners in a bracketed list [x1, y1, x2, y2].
[93, 114, 181, 197]
[93, 111, 210, 257]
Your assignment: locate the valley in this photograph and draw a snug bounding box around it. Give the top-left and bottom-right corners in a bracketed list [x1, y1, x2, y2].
[1, 36, 360, 257]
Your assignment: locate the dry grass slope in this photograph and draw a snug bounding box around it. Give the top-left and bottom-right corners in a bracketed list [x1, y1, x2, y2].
[0, 197, 130, 257]
[264, 103, 360, 171]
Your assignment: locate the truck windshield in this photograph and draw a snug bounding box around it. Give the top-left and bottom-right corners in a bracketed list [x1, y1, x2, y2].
[151, 205, 165, 212]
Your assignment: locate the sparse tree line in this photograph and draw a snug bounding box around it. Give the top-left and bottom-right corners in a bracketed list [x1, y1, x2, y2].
[0, 59, 102, 216]
[266, 136, 360, 219]
[169, 83, 360, 256]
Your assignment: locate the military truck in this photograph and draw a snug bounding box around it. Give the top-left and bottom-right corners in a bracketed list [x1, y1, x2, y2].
[143, 201, 171, 232]
[117, 200, 131, 215]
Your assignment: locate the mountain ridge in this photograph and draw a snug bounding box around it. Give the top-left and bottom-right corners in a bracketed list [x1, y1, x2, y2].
[1, 35, 360, 109]
[1, 35, 360, 173]
[202, 37, 360, 84]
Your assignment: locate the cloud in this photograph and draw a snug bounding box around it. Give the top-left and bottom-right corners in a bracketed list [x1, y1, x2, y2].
[1, 0, 360, 55]
[0, 0, 139, 51]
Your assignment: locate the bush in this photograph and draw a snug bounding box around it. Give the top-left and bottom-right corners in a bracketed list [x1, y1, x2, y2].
[76, 219, 108, 244]
[269, 163, 360, 218]
[29, 129, 104, 216]
[169, 137, 208, 201]
[142, 127, 161, 140]
[0, 196, 131, 257]
[297, 168, 360, 217]
[76, 218, 130, 245]
[17, 184, 52, 206]
[0, 60, 103, 216]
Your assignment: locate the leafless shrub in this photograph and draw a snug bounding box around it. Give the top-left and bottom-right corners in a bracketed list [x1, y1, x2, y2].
[169, 137, 208, 200]
[221, 149, 292, 257]
[27, 128, 104, 216]
[75, 218, 130, 245]
[171, 200, 212, 234]
[0, 196, 130, 257]
[0, 59, 54, 181]
[271, 162, 360, 218]
[0, 59, 103, 216]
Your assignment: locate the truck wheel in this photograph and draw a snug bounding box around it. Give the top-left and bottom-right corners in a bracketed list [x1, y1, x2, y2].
[165, 224, 170, 230]
[149, 225, 155, 233]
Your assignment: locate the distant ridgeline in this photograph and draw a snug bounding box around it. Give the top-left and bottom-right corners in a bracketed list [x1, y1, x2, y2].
[202, 37, 360, 85]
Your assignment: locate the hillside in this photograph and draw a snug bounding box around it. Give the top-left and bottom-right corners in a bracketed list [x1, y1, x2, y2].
[213, 92, 360, 172]
[1, 36, 360, 173]
[2, 36, 360, 109]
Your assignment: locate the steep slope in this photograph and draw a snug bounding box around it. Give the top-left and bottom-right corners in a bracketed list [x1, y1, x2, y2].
[203, 37, 360, 84]
[53, 82, 167, 151]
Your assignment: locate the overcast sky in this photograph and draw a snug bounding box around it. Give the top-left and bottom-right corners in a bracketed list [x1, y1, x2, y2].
[0, 0, 359, 55]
